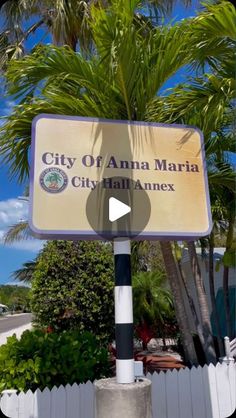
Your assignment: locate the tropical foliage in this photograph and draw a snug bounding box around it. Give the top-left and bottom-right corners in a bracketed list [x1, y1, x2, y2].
[0, 285, 30, 311]
[0, 329, 110, 391]
[149, 0, 236, 349]
[0, 0, 192, 69]
[1, 1, 234, 181]
[30, 240, 114, 343]
[0, 0, 235, 365]
[133, 271, 173, 326]
[131, 241, 166, 274]
[11, 260, 37, 283]
[133, 271, 176, 348]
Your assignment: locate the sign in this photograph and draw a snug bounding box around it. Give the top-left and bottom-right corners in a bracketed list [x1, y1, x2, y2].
[29, 114, 212, 240]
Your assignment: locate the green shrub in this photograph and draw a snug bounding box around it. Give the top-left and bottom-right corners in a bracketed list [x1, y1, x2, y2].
[0, 329, 110, 392]
[31, 241, 114, 343]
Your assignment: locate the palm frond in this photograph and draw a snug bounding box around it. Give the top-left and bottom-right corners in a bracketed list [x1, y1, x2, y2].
[186, 0, 236, 71]
[140, 0, 192, 23]
[11, 259, 37, 282]
[133, 271, 174, 325]
[147, 73, 235, 133]
[1, 0, 29, 30]
[205, 132, 236, 158]
[208, 163, 236, 192]
[4, 221, 32, 243]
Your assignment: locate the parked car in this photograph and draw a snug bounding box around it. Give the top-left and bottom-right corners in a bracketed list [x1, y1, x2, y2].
[0, 303, 8, 314]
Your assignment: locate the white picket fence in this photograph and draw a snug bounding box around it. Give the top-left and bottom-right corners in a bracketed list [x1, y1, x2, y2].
[1, 363, 235, 418]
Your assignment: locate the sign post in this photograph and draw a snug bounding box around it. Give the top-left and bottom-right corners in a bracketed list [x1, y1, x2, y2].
[29, 115, 212, 415]
[114, 238, 134, 383]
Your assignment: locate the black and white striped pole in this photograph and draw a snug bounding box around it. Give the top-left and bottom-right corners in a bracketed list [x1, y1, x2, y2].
[95, 236, 152, 418]
[114, 237, 134, 383]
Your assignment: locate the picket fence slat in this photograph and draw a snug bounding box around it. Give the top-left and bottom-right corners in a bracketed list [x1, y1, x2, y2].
[53, 385, 66, 418]
[207, 364, 220, 418]
[202, 364, 216, 418]
[65, 383, 80, 418]
[178, 367, 192, 418]
[84, 381, 94, 418]
[215, 363, 234, 418]
[149, 371, 167, 418]
[190, 366, 207, 418]
[228, 363, 236, 413]
[1, 363, 235, 418]
[166, 369, 179, 418]
[37, 387, 51, 418]
[79, 384, 86, 418]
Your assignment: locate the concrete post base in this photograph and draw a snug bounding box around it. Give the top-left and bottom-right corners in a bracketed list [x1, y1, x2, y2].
[95, 377, 152, 418]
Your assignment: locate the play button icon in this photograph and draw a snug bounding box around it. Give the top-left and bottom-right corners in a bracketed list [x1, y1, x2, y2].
[86, 176, 151, 240]
[109, 197, 131, 222]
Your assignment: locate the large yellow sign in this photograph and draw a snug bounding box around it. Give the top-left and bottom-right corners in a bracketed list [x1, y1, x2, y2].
[29, 114, 212, 239]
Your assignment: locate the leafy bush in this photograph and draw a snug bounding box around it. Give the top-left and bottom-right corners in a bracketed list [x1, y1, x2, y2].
[0, 329, 110, 392]
[31, 241, 114, 343]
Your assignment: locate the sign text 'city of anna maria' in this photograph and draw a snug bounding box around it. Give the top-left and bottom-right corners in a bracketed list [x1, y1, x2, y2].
[41, 152, 201, 192]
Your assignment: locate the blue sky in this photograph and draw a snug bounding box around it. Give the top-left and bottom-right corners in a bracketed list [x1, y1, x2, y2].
[0, 0, 232, 285]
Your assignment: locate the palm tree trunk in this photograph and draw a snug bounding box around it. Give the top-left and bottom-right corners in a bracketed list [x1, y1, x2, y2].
[187, 241, 217, 364]
[177, 258, 206, 354]
[160, 241, 198, 366]
[66, 35, 77, 51]
[208, 234, 224, 356]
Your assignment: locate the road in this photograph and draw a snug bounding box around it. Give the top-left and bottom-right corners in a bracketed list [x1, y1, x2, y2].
[0, 313, 32, 333]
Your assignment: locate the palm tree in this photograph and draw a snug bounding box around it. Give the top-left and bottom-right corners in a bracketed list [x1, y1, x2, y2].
[131, 241, 166, 274]
[206, 129, 235, 340]
[0, 0, 193, 70]
[187, 241, 217, 363]
[160, 241, 199, 364]
[148, 2, 235, 361]
[200, 132, 235, 354]
[174, 242, 212, 356]
[0, 0, 234, 364]
[133, 271, 174, 349]
[1, 0, 233, 179]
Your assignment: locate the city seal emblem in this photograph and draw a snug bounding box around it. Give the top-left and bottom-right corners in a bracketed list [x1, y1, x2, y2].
[40, 168, 68, 193]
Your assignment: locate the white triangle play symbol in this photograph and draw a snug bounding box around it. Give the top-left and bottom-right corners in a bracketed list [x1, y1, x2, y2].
[109, 197, 131, 222]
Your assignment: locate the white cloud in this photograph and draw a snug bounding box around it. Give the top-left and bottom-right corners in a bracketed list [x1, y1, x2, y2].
[5, 240, 45, 252]
[0, 197, 45, 253]
[0, 198, 28, 226]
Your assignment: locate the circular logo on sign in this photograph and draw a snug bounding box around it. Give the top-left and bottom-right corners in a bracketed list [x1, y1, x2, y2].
[40, 168, 68, 193]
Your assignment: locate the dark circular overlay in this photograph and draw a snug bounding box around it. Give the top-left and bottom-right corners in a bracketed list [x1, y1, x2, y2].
[39, 167, 68, 194]
[86, 176, 151, 240]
